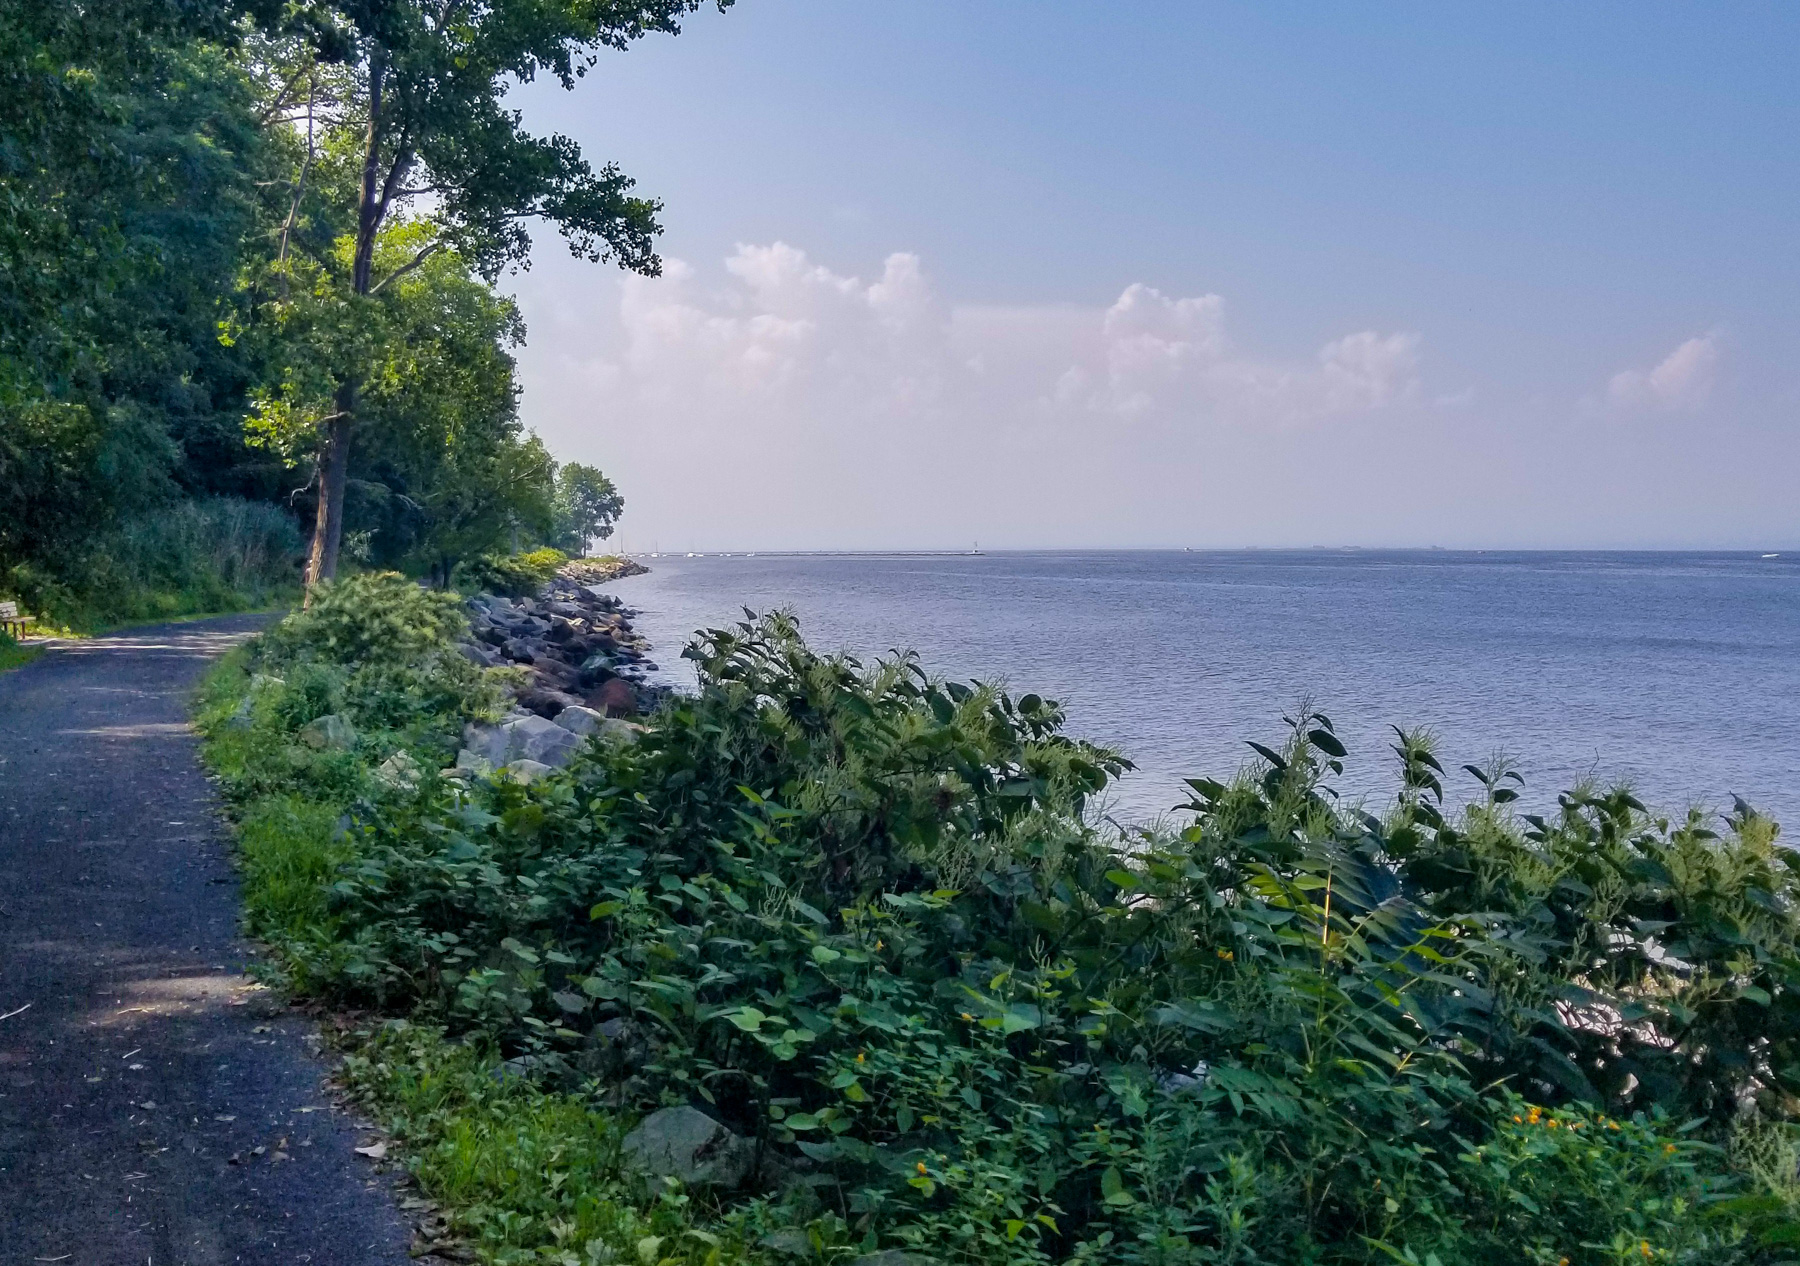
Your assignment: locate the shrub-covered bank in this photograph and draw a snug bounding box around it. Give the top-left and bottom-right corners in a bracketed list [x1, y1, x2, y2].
[198, 574, 1800, 1266]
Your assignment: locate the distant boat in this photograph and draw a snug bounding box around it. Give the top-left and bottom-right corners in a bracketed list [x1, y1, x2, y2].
[1764, 553, 1780, 559]
[967, 541, 983, 556]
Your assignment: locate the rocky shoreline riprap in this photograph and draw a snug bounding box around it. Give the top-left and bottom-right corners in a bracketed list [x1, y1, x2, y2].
[450, 566, 667, 783]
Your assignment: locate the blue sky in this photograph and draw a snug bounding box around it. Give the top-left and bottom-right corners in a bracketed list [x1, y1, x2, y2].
[505, 2, 1799, 550]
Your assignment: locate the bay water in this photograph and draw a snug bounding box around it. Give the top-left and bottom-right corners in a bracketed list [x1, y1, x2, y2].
[612, 550, 1800, 828]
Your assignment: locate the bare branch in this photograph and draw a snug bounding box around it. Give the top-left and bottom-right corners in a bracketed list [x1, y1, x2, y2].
[369, 240, 449, 296]
[276, 74, 318, 280]
[257, 57, 314, 126]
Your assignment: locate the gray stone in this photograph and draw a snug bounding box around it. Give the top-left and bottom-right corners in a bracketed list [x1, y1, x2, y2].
[622, 1106, 754, 1189]
[504, 714, 582, 766]
[462, 722, 511, 766]
[375, 750, 422, 791]
[502, 759, 552, 784]
[502, 638, 537, 663]
[553, 705, 606, 735]
[297, 713, 356, 751]
[459, 641, 500, 667]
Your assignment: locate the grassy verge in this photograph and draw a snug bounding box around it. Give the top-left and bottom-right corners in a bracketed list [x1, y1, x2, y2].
[194, 582, 788, 1266]
[0, 635, 41, 674]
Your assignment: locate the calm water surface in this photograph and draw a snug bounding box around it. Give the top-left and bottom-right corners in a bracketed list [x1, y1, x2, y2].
[611, 551, 1800, 827]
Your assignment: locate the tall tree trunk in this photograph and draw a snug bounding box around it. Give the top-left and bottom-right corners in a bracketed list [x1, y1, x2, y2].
[303, 403, 353, 601]
[305, 55, 386, 594]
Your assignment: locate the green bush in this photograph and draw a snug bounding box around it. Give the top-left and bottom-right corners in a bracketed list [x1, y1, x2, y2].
[276, 613, 1792, 1264]
[5, 496, 302, 629]
[455, 547, 569, 599]
[201, 611, 1800, 1265]
[267, 571, 468, 666]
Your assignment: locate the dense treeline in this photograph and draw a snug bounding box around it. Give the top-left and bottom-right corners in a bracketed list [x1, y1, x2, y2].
[0, 0, 677, 627]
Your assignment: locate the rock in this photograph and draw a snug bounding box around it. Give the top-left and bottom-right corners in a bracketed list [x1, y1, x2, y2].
[504, 713, 583, 766]
[553, 705, 606, 735]
[589, 677, 638, 718]
[502, 759, 552, 784]
[530, 659, 581, 687]
[599, 718, 646, 742]
[297, 713, 356, 751]
[223, 696, 254, 730]
[375, 750, 422, 791]
[453, 747, 492, 775]
[621, 1106, 754, 1189]
[459, 642, 500, 667]
[519, 687, 583, 719]
[502, 638, 537, 663]
[462, 722, 511, 766]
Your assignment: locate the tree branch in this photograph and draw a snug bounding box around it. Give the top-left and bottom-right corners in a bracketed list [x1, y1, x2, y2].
[368, 240, 448, 296]
[258, 57, 314, 126]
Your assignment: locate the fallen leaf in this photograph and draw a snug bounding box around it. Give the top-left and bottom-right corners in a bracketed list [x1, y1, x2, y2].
[214, 1114, 235, 1123]
[354, 1142, 388, 1160]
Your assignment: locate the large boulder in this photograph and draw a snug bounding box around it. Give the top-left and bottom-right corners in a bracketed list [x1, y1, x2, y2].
[504, 713, 583, 766]
[297, 713, 356, 751]
[461, 722, 511, 766]
[553, 705, 606, 735]
[622, 1106, 754, 1189]
[589, 677, 638, 717]
[519, 686, 583, 718]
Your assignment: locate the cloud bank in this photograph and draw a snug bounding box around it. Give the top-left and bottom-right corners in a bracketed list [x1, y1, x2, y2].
[515, 244, 1774, 550]
[598, 244, 1423, 434]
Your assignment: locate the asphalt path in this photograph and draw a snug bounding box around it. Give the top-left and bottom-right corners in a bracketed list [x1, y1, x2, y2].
[0, 617, 413, 1265]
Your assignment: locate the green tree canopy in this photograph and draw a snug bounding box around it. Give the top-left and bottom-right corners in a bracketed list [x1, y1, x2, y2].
[552, 461, 623, 556]
[246, 0, 728, 592]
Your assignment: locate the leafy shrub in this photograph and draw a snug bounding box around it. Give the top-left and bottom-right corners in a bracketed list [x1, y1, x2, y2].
[5, 496, 302, 629]
[277, 613, 1793, 1264]
[267, 571, 467, 666]
[200, 610, 1800, 1265]
[456, 547, 568, 599]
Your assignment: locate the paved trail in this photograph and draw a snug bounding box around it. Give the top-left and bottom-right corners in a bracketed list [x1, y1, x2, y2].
[0, 618, 412, 1265]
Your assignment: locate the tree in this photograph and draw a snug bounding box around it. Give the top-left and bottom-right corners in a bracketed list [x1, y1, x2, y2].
[1, 0, 281, 582]
[251, 0, 728, 594]
[553, 462, 623, 556]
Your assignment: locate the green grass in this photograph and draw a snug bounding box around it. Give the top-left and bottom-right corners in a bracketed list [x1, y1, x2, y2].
[0, 639, 41, 674]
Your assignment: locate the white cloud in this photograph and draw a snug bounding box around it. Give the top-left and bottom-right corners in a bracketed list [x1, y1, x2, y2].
[1606, 334, 1720, 411]
[520, 242, 1451, 548]
[594, 243, 1421, 430]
